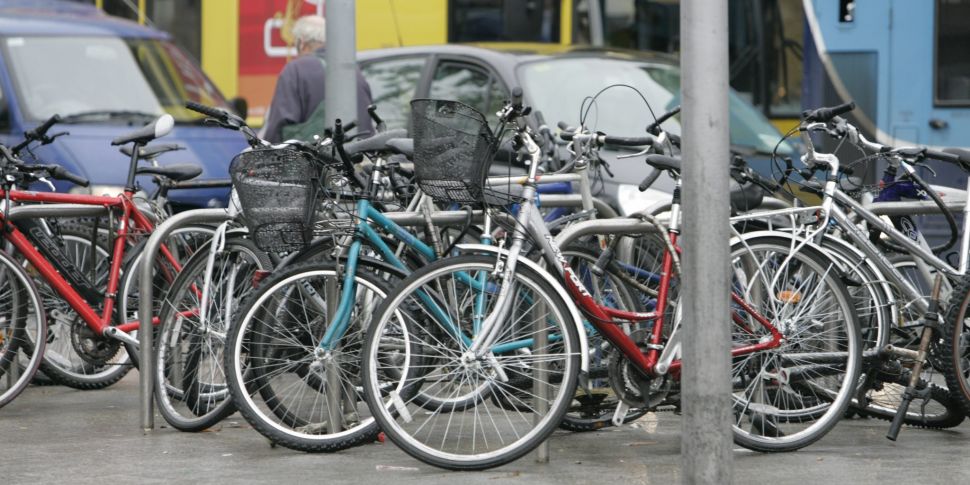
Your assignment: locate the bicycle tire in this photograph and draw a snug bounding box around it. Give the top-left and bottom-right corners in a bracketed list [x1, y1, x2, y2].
[939, 275, 970, 416]
[225, 259, 393, 452]
[154, 236, 271, 431]
[729, 235, 862, 452]
[361, 254, 581, 470]
[0, 249, 47, 408]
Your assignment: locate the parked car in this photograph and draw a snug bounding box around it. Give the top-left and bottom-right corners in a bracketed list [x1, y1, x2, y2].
[359, 43, 795, 215]
[0, 0, 246, 208]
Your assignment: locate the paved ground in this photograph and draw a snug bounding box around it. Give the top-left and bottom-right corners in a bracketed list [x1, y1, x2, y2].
[1, 374, 969, 484]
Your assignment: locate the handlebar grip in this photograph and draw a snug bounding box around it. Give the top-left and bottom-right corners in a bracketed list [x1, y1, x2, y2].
[646, 105, 681, 134]
[924, 149, 962, 165]
[51, 166, 90, 187]
[803, 101, 856, 123]
[29, 114, 62, 139]
[559, 131, 574, 142]
[185, 101, 227, 119]
[367, 105, 385, 127]
[603, 135, 654, 147]
[511, 87, 523, 108]
[638, 169, 662, 191]
[557, 121, 574, 132]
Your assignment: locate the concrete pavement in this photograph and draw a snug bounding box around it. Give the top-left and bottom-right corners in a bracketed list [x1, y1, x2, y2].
[1, 374, 968, 484]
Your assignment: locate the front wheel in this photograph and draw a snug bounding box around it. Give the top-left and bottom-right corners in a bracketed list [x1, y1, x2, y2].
[361, 254, 581, 471]
[939, 275, 970, 416]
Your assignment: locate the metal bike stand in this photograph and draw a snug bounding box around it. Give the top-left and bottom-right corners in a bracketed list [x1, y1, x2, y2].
[533, 299, 550, 463]
[139, 208, 232, 433]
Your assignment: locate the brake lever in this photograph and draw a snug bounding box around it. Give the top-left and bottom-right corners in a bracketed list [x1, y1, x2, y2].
[616, 147, 652, 160]
[37, 176, 55, 192]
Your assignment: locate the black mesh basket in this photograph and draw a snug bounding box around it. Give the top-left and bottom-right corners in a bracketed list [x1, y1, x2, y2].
[229, 146, 323, 253]
[410, 99, 502, 205]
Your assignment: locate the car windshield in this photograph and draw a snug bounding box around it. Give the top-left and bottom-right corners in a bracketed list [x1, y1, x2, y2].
[517, 57, 794, 154]
[2, 35, 229, 123]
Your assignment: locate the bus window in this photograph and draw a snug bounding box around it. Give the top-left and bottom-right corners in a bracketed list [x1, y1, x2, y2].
[361, 56, 428, 131]
[449, 0, 560, 43]
[935, 0, 970, 105]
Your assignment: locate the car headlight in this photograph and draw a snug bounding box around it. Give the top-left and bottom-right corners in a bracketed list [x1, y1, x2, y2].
[616, 184, 671, 216]
[69, 185, 127, 197]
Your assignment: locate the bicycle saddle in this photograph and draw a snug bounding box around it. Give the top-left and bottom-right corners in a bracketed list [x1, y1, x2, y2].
[119, 143, 184, 160]
[135, 163, 203, 182]
[111, 114, 174, 146]
[342, 129, 408, 156]
[385, 138, 413, 157]
[729, 180, 765, 212]
[644, 154, 681, 173]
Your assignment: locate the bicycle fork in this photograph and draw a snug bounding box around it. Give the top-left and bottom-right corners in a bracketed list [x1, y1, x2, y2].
[886, 273, 944, 441]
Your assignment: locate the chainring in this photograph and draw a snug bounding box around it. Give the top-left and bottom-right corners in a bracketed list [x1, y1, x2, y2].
[70, 316, 121, 366]
[606, 329, 670, 408]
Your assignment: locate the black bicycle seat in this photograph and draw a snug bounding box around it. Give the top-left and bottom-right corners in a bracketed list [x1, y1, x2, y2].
[729, 180, 765, 212]
[111, 114, 174, 146]
[120, 143, 184, 160]
[135, 163, 203, 182]
[342, 129, 408, 156]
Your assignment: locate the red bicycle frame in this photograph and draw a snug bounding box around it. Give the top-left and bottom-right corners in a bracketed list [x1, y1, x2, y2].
[0, 188, 183, 336]
[557, 230, 783, 378]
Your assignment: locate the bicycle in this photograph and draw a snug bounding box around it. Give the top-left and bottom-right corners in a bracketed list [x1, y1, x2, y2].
[358, 95, 861, 469]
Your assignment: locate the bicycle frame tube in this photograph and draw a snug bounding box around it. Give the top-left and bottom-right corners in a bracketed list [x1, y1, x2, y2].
[0, 189, 183, 336]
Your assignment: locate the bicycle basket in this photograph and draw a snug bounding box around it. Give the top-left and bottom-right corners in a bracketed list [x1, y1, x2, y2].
[229, 146, 323, 253]
[410, 99, 499, 205]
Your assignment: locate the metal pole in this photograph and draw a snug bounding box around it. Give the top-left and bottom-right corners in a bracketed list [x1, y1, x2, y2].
[680, 0, 733, 483]
[139, 208, 232, 433]
[325, 0, 357, 128]
[587, 0, 605, 46]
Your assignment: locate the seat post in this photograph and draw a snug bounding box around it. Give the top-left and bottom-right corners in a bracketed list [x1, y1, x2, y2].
[125, 142, 143, 192]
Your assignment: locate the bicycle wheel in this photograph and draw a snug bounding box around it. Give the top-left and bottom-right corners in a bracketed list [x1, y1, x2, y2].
[361, 254, 581, 470]
[154, 236, 271, 431]
[856, 363, 964, 429]
[225, 260, 391, 452]
[21, 221, 131, 389]
[0, 249, 47, 408]
[939, 275, 970, 416]
[729, 235, 862, 452]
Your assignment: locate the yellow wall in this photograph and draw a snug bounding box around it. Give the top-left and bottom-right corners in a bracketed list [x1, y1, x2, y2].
[201, 0, 239, 97]
[357, 0, 447, 50]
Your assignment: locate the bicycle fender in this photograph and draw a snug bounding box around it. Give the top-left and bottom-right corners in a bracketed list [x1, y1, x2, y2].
[454, 243, 589, 373]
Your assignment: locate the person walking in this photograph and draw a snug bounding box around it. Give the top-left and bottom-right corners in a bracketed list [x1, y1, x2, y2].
[263, 15, 374, 143]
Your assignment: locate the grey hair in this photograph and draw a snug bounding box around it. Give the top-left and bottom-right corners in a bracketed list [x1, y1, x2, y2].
[292, 15, 326, 45]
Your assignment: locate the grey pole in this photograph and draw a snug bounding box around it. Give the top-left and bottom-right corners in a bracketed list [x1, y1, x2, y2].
[325, 0, 357, 129]
[680, 0, 733, 483]
[139, 208, 232, 432]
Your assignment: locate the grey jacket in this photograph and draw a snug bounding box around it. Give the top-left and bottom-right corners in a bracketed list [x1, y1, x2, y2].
[263, 48, 374, 143]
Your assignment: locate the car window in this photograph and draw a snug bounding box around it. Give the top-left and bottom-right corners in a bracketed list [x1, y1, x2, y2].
[361, 56, 427, 131]
[429, 61, 507, 127]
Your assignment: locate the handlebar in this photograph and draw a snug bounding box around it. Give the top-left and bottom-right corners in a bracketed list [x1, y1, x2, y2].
[646, 105, 681, 135]
[802, 101, 856, 123]
[185, 101, 228, 119]
[558, 130, 654, 147]
[924, 148, 963, 165]
[27, 114, 62, 141]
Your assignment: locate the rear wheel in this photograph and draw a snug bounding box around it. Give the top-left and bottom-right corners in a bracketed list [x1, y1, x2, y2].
[729, 236, 862, 452]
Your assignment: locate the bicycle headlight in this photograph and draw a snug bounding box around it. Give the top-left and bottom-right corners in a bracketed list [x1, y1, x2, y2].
[69, 185, 127, 197]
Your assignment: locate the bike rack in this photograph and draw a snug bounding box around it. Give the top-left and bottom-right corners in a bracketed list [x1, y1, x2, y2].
[137, 198, 592, 432]
[139, 208, 233, 432]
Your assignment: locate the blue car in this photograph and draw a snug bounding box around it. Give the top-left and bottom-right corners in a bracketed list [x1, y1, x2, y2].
[0, 0, 245, 208]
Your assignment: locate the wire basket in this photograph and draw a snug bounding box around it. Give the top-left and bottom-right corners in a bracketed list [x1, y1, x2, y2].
[410, 99, 505, 205]
[229, 146, 323, 253]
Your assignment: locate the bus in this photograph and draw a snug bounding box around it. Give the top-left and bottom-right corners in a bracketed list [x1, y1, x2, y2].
[134, 0, 804, 128]
[803, 0, 970, 150]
